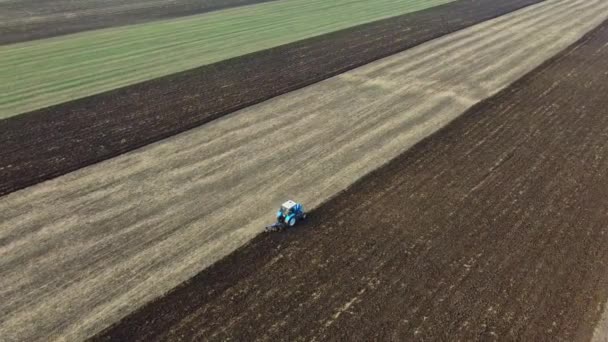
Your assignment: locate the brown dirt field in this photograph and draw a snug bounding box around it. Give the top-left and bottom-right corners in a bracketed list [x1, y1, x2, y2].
[94, 18, 608, 342]
[3, 1, 605, 340]
[0, 0, 543, 198]
[0, 0, 276, 45]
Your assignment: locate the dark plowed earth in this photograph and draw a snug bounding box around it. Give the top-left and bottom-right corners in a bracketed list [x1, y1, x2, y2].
[0, 0, 277, 45]
[94, 21, 608, 341]
[0, 0, 543, 198]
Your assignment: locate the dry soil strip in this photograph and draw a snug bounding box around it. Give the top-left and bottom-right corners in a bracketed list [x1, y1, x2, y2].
[593, 308, 608, 341]
[0, 0, 278, 44]
[1, 1, 606, 341]
[96, 19, 608, 341]
[0, 0, 543, 197]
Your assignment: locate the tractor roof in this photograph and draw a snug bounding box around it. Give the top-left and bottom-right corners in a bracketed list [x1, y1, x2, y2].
[281, 200, 297, 209]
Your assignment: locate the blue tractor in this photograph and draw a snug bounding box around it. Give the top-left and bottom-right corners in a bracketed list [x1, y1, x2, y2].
[265, 200, 306, 232]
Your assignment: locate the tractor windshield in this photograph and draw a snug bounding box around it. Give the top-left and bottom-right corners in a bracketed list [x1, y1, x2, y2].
[280, 205, 291, 215]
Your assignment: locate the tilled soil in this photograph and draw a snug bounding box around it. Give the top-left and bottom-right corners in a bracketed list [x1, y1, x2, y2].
[2, 1, 606, 340]
[0, 0, 276, 45]
[0, 0, 543, 197]
[95, 17, 608, 342]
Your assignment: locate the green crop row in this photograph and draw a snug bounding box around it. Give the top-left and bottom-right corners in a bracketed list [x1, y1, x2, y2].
[0, 0, 454, 119]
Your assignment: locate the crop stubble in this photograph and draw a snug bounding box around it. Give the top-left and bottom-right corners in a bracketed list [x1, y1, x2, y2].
[1, 0, 607, 340]
[95, 17, 608, 342]
[0, 0, 543, 197]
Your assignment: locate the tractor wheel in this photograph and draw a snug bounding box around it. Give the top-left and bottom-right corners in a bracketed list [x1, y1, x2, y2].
[288, 217, 296, 227]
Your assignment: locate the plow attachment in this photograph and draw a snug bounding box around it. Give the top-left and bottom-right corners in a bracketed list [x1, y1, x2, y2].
[265, 222, 286, 232]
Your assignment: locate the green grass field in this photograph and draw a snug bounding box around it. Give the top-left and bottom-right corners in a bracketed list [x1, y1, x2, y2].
[0, 0, 454, 119]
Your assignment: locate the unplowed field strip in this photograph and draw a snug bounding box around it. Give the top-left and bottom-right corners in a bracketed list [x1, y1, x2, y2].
[97, 18, 608, 341]
[1, 0, 606, 340]
[0, 0, 277, 44]
[595, 311, 608, 342]
[0, 0, 542, 197]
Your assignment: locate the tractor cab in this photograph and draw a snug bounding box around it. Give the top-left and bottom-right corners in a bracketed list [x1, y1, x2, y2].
[278, 200, 297, 217]
[275, 200, 305, 227]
